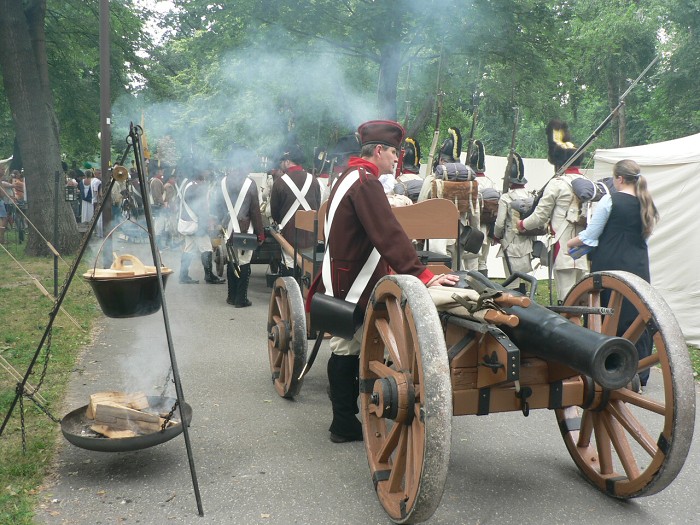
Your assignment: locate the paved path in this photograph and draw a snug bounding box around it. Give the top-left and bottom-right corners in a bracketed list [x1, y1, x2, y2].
[36, 243, 700, 525]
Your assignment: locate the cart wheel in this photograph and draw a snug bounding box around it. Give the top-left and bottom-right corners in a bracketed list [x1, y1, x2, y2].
[267, 277, 307, 399]
[214, 244, 226, 277]
[360, 275, 452, 524]
[556, 271, 695, 498]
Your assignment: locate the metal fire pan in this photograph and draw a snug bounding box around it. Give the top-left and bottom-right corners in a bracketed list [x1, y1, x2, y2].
[61, 396, 193, 453]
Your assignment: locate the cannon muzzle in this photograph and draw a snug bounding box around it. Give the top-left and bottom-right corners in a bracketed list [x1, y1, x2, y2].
[501, 300, 638, 390]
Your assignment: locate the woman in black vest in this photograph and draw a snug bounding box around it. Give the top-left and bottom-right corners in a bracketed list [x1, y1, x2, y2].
[568, 159, 659, 389]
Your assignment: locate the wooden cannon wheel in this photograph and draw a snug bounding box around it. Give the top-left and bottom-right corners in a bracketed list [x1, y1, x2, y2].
[556, 271, 695, 498]
[267, 277, 307, 399]
[360, 275, 452, 524]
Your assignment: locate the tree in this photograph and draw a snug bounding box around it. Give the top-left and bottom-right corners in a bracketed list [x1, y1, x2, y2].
[0, 0, 79, 255]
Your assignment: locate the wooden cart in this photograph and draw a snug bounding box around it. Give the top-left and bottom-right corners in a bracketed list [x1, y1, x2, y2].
[266, 199, 459, 399]
[267, 200, 695, 524]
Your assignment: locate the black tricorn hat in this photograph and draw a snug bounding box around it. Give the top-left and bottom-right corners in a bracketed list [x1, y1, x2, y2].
[357, 120, 405, 150]
[508, 152, 527, 184]
[279, 144, 305, 165]
[402, 137, 421, 172]
[469, 139, 486, 173]
[438, 127, 462, 163]
[546, 119, 582, 170]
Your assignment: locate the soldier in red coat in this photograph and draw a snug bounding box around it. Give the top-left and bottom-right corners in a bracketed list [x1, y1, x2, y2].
[310, 120, 459, 443]
[270, 144, 323, 274]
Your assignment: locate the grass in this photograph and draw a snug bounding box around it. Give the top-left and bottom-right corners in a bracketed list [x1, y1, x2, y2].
[0, 228, 98, 525]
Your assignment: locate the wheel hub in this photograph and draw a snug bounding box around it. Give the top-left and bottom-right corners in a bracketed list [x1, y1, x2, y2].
[370, 373, 415, 424]
[269, 321, 290, 352]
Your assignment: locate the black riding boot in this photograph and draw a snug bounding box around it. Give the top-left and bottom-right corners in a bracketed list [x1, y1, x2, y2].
[327, 353, 363, 443]
[226, 263, 239, 305]
[202, 251, 225, 284]
[179, 252, 199, 284]
[235, 264, 252, 307]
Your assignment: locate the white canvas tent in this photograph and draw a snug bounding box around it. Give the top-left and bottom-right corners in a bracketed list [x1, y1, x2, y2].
[594, 133, 700, 346]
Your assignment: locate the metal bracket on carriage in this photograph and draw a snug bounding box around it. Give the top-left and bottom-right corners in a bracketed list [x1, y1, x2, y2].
[514, 381, 532, 417]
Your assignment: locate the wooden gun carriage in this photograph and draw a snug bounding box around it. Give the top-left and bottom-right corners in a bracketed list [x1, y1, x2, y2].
[265, 199, 695, 524]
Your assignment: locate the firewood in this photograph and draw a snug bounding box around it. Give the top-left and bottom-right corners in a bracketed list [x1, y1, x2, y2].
[93, 402, 164, 434]
[86, 391, 149, 419]
[90, 424, 138, 439]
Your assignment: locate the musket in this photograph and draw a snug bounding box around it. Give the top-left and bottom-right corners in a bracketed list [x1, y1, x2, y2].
[502, 106, 520, 194]
[527, 55, 660, 212]
[425, 44, 445, 173]
[466, 91, 480, 162]
[554, 55, 660, 178]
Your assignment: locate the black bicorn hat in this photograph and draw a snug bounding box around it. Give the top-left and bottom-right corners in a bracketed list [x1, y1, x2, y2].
[438, 127, 462, 163]
[278, 144, 305, 165]
[469, 139, 486, 173]
[546, 119, 582, 170]
[402, 137, 421, 172]
[508, 152, 527, 184]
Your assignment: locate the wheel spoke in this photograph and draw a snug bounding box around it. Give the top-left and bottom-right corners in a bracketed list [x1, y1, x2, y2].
[601, 290, 623, 336]
[272, 350, 283, 369]
[386, 297, 407, 368]
[638, 352, 660, 371]
[601, 410, 641, 479]
[593, 412, 614, 475]
[621, 313, 648, 345]
[610, 389, 666, 416]
[577, 409, 594, 447]
[369, 360, 404, 381]
[388, 426, 408, 493]
[375, 318, 402, 369]
[274, 295, 285, 319]
[377, 421, 402, 463]
[607, 399, 657, 457]
[587, 292, 602, 332]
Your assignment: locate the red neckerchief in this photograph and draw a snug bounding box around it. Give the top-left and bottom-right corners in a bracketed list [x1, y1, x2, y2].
[564, 167, 582, 175]
[347, 157, 379, 177]
[285, 164, 304, 173]
[510, 183, 525, 189]
[475, 171, 486, 177]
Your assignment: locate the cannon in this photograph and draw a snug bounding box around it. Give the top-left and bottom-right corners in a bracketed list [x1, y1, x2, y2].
[358, 271, 694, 523]
[264, 201, 694, 523]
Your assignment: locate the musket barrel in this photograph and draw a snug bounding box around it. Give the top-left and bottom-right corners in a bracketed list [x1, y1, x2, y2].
[500, 299, 638, 390]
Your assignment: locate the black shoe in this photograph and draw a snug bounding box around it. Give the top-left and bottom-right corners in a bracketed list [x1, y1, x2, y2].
[330, 431, 363, 443]
[179, 276, 199, 284]
[235, 299, 252, 308]
[206, 275, 226, 284]
[226, 297, 236, 306]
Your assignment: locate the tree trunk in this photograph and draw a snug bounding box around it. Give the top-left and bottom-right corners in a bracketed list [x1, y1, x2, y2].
[377, 45, 401, 120]
[0, 0, 79, 255]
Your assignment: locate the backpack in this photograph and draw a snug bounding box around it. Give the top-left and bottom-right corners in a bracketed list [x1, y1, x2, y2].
[479, 187, 501, 226]
[434, 162, 475, 182]
[510, 193, 548, 236]
[431, 179, 479, 214]
[563, 174, 615, 227]
[394, 179, 423, 203]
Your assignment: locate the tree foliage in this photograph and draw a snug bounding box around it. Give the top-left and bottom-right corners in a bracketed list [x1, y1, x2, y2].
[1, 0, 698, 199]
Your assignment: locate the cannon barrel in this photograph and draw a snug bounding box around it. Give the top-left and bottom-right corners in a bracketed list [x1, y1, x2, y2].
[499, 299, 638, 390]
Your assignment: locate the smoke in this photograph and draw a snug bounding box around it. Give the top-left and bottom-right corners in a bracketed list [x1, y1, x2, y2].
[112, 35, 379, 172]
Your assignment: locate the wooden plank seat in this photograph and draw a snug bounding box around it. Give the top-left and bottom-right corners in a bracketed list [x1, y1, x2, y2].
[289, 198, 461, 285]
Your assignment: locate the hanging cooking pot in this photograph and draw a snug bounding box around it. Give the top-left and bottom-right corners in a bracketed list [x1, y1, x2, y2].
[82, 218, 173, 318]
[83, 253, 173, 318]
